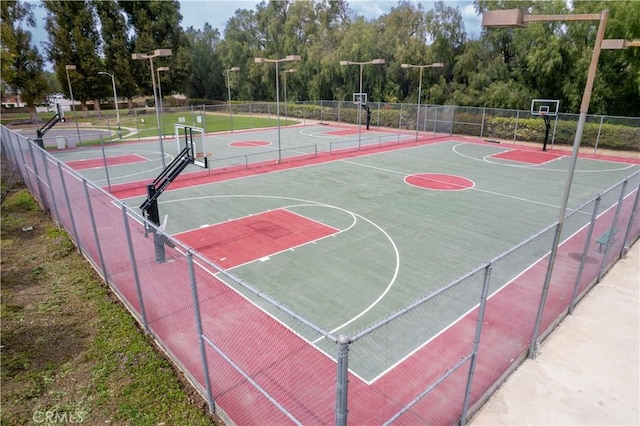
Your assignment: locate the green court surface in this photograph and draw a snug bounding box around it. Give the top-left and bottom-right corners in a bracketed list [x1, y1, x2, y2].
[50, 125, 639, 380]
[108, 136, 638, 381]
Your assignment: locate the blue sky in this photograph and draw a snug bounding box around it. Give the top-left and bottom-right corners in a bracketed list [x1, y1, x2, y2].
[28, 0, 482, 70]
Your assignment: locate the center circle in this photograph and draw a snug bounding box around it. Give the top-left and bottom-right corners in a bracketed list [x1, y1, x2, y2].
[404, 173, 475, 191]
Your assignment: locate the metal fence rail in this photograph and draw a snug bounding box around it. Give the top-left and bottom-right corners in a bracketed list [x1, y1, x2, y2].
[27, 102, 638, 157]
[2, 124, 638, 425]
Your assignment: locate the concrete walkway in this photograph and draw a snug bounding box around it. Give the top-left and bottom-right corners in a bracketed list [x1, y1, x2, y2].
[471, 241, 639, 425]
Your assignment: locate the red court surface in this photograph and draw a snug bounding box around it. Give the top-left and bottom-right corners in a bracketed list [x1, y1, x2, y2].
[66, 154, 148, 170]
[405, 173, 475, 191]
[107, 137, 639, 201]
[491, 149, 565, 164]
[174, 209, 339, 269]
[107, 135, 450, 199]
[229, 140, 272, 147]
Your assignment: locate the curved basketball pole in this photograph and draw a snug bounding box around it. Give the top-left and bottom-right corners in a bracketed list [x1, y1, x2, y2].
[139, 146, 194, 263]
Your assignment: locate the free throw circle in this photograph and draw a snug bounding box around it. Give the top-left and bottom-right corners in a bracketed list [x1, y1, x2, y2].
[405, 173, 474, 191]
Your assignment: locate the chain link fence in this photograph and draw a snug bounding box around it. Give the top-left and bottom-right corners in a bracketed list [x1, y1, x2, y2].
[2, 124, 638, 425]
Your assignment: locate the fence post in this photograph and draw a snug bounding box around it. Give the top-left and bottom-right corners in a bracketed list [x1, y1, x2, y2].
[529, 219, 563, 359]
[598, 179, 629, 282]
[6, 131, 26, 183]
[40, 150, 61, 224]
[568, 196, 601, 314]
[27, 141, 46, 204]
[620, 183, 640, 259]
[513, 110, 520, 143]
[480, 107, 486, 138]
[460, 263, 493, 426]
[202, 104, 207, 133]
[135, 109, 141, 141]
[121, 205, 149, 331]
[99, 134, 112, 192]
[17, 136, 36, 191]
[57, 162, 81, 252]
[82, 177, 109, 283]
[335, 334, 350, 426]
[422, 105, 428, 135]
[433, 106, 438, 135]
[593, 115, 605, 154]
[187, 250, 216, 414]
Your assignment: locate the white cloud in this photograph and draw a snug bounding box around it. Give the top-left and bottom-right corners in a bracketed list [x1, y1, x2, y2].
[462, 4, 476, 17]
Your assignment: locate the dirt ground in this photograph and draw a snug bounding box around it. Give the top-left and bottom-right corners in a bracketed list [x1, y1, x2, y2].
[1, 161, 219, 424]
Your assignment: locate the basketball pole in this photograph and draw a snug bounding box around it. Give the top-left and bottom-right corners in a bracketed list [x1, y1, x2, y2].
[340, 59, 386, 150]
[541, 113, 551, 151]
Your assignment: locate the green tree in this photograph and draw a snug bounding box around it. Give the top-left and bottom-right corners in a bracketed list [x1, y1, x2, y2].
[93, 0, 137, 110]
[1, 0, 48, 120]
[218, 8, 262, 101]
[336, 19, 387, 102]
[44, 0, 105, 117]
[1, 0, 34, 94]
[185, 23, 223, 100]
[120, 0, 190, 100]
[424, 1, 467, 80]
[378, 1, 430, 102]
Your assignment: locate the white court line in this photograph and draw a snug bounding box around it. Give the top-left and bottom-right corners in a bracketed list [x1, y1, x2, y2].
[159, 194, 401, 340]
[365, 192, 635, 384]
[340, 158, 577, 212]
[454, 142, 637, 173]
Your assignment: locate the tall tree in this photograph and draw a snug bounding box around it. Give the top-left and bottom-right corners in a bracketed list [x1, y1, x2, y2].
[1, 0, 48, 120]
[44, 0, 104, 117]
[120, 0, 191, 99]
[218, 8, 262, 101]
[378, 1, 430, 102]
[185, 23, 223, 100]
[424, 1, 467, 81]
[1, 0, 34, 93]
[93, 0, 137, 109]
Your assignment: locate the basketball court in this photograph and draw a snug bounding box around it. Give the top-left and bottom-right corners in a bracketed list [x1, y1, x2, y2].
[49, 123, 639, 382]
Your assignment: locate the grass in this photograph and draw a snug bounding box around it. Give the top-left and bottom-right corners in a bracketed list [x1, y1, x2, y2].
[118, 111, 299, 140]
[1, 108, 298, 141]
[0, 180, 220, 425]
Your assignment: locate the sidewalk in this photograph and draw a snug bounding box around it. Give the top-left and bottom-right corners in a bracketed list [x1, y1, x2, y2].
[471, 241, 639, 425]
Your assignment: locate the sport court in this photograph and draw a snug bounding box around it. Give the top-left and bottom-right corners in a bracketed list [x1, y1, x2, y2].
[66, 125, 640, 382]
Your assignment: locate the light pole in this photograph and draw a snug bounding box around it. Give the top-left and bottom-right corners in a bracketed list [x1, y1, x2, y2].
[132, 49, 171, 166]
[482, 9, 639, 360]
[156, 66, 169, 135]
[401, 62, 444, 140]
[282, 68, 296, 125]
[339, 58, 385, 148]
[97, 71, 121, 136]
[254, 55, 301, 163]
[65, 64, 81, 143]
[226, 66, 240, 131]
